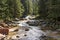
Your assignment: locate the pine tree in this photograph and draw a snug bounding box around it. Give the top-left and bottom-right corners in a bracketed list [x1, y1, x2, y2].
[14, 0, 24, 18]
[0, 0, 9, 20]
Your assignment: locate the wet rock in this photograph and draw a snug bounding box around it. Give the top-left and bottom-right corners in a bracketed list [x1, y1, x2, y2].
[0, 23, 8, 28]
[16, 36, 20, 38]
[25, 28, 29, 31]
[27, 20, 39, 26]
[24, 34, 27, 36]
[40, 36, 57, 40]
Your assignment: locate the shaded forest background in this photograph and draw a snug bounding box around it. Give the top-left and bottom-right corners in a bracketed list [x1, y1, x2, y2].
[0, 0, 60, 30]
[0, 0, 60, 20]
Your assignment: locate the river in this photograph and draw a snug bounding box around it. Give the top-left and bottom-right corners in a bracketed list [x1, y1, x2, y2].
[8, 16, 60, 40]
[11, 19, 46, 40]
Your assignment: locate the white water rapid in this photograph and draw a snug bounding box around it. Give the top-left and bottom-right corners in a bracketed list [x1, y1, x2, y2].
[11, 16, 46, 40]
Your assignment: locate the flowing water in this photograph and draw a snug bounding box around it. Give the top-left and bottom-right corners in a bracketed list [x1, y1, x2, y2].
[11, 16, 46, 40]
[9, 15, 60, 40]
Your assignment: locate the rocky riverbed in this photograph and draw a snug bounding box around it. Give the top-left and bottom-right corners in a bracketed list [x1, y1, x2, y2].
[6, 19, 59, 40]
[0, 18, 60, 40]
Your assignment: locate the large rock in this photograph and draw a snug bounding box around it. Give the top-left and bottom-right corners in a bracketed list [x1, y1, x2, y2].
[27, 20, 39, 26]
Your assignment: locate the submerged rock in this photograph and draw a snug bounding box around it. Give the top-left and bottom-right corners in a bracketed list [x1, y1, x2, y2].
[26, 20, 39, 26]
[9, 19, 47, 40]
[11, 26, 46, 40]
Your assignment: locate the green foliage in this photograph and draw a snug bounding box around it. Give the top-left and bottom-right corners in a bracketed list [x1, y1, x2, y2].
[15, 0, 24, 18]
[0, 0, 8, 20]
[0, 0, 60, 20]
[25, 0, 39, 15]
[47, 0, 60, 18]
[25, 0, 33, 15]
[0, 0, 24, 20]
